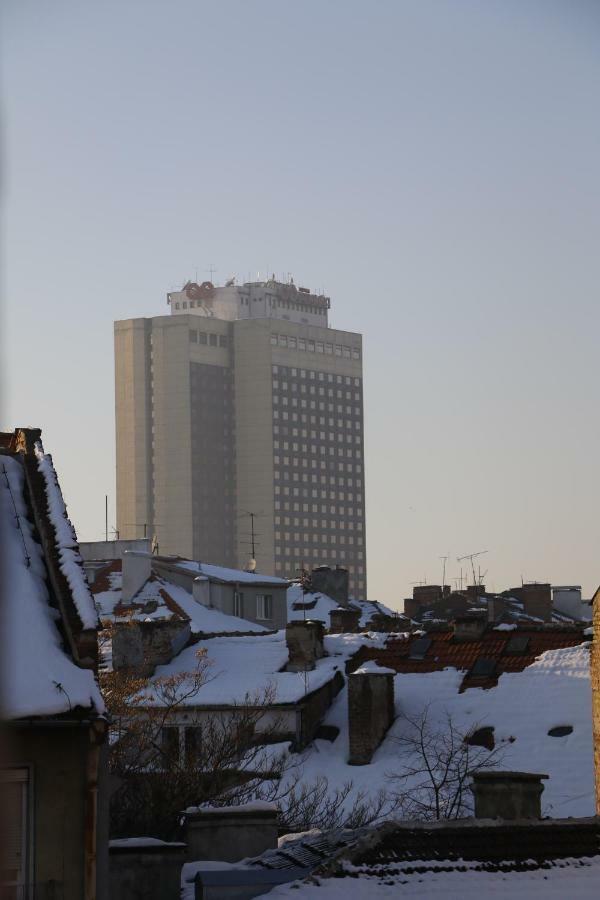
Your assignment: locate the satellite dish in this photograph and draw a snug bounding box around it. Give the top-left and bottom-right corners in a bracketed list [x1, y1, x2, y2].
[245, 557, 257, 573]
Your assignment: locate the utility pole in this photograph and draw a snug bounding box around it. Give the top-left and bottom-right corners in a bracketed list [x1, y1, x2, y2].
[105, 495, 108, 543]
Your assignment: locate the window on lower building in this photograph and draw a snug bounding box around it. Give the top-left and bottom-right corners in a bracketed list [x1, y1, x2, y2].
[256, 594, 273, 620]
[185, 726, 202, 766]
[209, 333, 217, 346]
[234, 591, 244, 618]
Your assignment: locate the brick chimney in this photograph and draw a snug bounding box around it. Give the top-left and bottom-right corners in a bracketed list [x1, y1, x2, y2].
[521, 583, 552, 622]
[329, 606, 361, 634]
[285, 620, 325, 672]
[348, 662, 395, 765]
[487, 596, 507, 622]
[470, 771, 548, 819]
[453, 612, 487, 642]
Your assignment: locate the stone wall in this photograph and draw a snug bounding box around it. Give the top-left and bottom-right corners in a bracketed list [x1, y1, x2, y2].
[348, 668, 395, 765]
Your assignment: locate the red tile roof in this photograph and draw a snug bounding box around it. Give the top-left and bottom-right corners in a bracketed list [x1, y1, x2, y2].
[348, 625, 588, 691]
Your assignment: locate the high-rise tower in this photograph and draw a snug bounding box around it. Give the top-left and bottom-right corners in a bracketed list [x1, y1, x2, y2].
[115, 277, 367, 598]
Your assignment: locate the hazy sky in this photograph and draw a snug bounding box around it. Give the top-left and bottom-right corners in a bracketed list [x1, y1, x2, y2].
[3, 1, 599, 608]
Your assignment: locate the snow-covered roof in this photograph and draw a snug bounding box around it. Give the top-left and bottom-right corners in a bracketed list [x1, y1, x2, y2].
[292, 641, 593, 821]
[287, 584, 396, 628]
[34, 441, 98, 630]
[91, 562, 270, 635]
[1, 453, 104, 719]
[145, 631, 388, 708]
[168, 558, 289, 586]
[261, 818, 600, 898]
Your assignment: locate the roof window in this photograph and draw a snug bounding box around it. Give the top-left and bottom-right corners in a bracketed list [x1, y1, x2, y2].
[505, 635, 530, 655]
[409, 636, 432, 660]
[470, 657, 496, 678]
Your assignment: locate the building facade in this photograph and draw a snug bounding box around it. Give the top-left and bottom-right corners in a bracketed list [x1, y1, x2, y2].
[115, 277, 367, 598]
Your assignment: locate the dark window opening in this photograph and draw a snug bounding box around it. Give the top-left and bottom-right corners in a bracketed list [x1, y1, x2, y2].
[409, 636, 432, 660]
[470, 657, 496, 678]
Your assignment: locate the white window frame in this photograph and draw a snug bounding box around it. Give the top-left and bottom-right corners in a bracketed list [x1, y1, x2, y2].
[256, 594, 273, 620]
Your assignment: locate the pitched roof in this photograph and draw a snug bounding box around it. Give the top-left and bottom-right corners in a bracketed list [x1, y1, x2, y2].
[1, 429, 103, 720]
[347, 624, 588, 690]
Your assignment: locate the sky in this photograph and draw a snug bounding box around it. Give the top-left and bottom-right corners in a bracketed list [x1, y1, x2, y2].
[2, 0, 599, 608]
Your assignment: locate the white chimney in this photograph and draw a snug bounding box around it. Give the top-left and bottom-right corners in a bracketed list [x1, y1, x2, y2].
[122, 551, 151, 603]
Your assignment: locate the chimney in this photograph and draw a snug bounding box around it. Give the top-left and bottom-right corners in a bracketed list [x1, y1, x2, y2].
[192, 575, 211, 607]
[122, 551, 151, 603]
[310, 566, 349, 608]
[453, 612, 487, 642]
[329, 606, 361, 634]
[348, 662, 395, 765]
[285, 620, 325, 672]
[403, 596, 420, 619]
[487, 596, 506, 623]
[470, 771, 548, 819]
[521, 583, 552, 622]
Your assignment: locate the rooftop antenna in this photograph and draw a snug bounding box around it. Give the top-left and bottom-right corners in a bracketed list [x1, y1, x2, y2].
[238, 510, 266, 562]
[457, 550, 488, 587]
[206, 264, 217, 283]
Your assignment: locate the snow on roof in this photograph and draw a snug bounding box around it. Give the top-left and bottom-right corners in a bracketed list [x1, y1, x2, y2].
[263, 857, 600, 898]
[146, 631, 388, 708]
[34, 441, 98, 630]
[173, 559, 289, 586]
[292, 642, 593, 821]
[287, 584, 395, 628]
[350, 661, 395, 676]
[92, 563, 270, 635]
[1, 455, 104, 719]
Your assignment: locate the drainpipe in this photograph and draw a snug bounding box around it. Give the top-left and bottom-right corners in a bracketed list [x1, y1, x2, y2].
[84, 719, 107, 900]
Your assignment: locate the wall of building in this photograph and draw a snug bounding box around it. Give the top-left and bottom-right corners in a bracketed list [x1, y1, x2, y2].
[115, 319, 153, 544]
[233, 319, 277, 576]
[79, 539, 151, 561]
[267, 323, 366, 599]
[7, 725, 101, 900]
[592, 592, 600, 812]
[150, 317, 194, 558]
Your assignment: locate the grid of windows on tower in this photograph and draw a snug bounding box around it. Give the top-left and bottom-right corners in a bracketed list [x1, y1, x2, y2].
[270, 364, 365, 594]
[270, 332, 360, 359]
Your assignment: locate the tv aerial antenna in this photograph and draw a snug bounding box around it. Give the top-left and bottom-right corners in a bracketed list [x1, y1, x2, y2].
[456, 550, 488, 587]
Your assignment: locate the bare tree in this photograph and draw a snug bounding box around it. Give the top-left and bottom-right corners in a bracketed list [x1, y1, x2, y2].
[275, 776, 398, 833]
[102, 648, 298, 838]
[387, 706, 504, 820]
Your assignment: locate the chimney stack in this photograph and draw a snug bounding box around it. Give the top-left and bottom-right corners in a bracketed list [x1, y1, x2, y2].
[470, 771, 548, 819]
[453, 612, 487, 642]
[285, 620, 325, 672]
[329, 606, 361, 634]
[310, 566, 349, 608]
[348, 662, 395, 765]
[122, 551, 151, 603]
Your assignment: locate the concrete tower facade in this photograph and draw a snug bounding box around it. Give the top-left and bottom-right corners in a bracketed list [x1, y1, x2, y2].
[115, 277, 367, 598]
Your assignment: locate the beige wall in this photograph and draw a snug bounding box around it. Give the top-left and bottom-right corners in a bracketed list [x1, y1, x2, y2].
[150, 317, 193, 557]
[115, 319, 153, 542]
[233, 319, 276, 574]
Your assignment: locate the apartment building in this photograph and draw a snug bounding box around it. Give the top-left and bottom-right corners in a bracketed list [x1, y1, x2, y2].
[115, 277, 367, 598]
